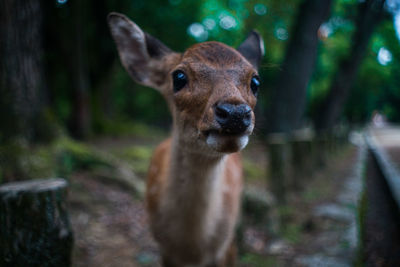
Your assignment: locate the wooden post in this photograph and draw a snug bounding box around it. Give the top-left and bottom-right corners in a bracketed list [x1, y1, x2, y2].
[289, 128, 315, 190]
[267, 133, 290, 204]
[0, 178, 73, 267]
[314, 132, 329, 168]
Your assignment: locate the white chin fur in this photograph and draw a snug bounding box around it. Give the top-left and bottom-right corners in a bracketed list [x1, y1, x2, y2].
[206, 133, 249, 152]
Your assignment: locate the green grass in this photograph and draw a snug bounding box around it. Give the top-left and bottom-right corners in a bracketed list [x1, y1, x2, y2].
[240, 252, 279, 267]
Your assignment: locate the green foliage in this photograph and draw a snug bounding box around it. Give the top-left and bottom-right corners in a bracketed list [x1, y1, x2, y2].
[307, 0, 358, 115]
[345, 19, 400, 122]
[307, 0, 400, 124]
[240, 252, 279, 267]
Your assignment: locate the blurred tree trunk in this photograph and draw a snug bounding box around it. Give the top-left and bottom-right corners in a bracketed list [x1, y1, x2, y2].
[0, 0, 45, 142]
[69, 0, 91, 139]
[91, 0, 122, 130]
[265, 0, 333, 204]
[0, 0, 56, 182]
[315, 0, 387, 132]
[266, 0, 333, 134]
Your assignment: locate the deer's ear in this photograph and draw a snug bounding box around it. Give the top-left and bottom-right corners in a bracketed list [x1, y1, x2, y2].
[237, 31, 264, 69]
[108, 12, 173, 89]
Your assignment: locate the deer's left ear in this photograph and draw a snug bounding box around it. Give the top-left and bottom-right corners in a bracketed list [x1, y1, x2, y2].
[237, 31, 265, 69]
[107, 12, 174, 91]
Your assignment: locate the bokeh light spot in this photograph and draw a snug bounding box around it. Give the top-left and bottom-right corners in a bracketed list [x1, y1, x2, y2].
[275, 28, 288, 40]
[187, 23, 209, 42]
[219, 15, 237, 30]
[254, 4, 267, 16]
[377, 47, 392, 66]
[203, 18, 217, 30]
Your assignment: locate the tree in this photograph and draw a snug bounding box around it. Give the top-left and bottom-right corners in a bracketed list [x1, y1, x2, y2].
[69, 0, 92, 139]
[266, 0, 333, 134]
[263, 0, 333, 203]
[0, 0, 54, 182]
[0, 0, 46, 142]
[315, 0, 387, 132]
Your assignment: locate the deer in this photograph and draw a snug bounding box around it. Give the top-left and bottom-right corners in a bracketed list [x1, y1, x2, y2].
[108, 12, 264, 267]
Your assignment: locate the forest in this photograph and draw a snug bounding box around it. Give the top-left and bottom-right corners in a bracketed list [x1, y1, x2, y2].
[1, 0, 400, 266]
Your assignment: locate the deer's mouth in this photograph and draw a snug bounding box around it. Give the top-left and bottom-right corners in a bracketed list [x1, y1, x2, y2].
[202, 130, 250, 153]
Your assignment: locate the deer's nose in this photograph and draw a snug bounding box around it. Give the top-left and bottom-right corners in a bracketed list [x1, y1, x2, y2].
[215, 103, 252, 134]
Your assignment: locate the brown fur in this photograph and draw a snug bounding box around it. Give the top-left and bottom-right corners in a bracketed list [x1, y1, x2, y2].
[147, 142, 243, 266]
[108, 14, 263, 266]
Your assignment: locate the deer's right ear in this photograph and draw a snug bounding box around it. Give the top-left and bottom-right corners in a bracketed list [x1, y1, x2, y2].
[108, 12, 173, 89]
[237, 31, 265, 70]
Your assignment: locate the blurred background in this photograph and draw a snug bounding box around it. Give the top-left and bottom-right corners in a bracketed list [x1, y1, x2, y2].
[1, 0, 400, 266]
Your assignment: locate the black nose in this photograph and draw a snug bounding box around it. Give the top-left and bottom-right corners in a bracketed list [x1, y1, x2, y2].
[215, 103, 252, 134]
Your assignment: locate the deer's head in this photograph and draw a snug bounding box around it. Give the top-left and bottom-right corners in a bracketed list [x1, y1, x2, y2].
[108, 13, 264, 154]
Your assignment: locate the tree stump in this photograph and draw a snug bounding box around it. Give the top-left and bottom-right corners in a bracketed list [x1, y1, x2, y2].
[0, 178, 73, 267]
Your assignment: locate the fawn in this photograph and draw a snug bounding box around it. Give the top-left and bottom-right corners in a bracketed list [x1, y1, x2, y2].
[108, 13, 264, 267]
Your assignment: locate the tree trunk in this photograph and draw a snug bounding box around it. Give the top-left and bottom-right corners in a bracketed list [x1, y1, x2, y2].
[266, 0, 333, 134]
[0, 0, 45, 141]
[0, 0, 57, 182]
[315, 0, 387, 132]
[0, 178, 73, 266]
[69, 0, 91, 139]
[265, 0, 333, 203]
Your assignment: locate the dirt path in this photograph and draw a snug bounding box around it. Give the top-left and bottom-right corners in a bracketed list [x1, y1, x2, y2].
[291, 145, 364, 266]
[68, 172, 160, 267]
[255, 144, 363, 267]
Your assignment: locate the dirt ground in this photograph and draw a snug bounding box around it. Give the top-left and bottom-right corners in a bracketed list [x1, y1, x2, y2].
[69, 172, 160, 267]
[263, 146, 361, 266]
[67, 135, 361, 267]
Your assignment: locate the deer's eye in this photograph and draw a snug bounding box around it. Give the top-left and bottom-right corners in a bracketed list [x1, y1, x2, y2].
[172, 70, 187, 92]
[250, 76, 260, 96]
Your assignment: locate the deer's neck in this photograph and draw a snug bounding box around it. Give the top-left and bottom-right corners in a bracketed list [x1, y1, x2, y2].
[168, 133, 226, 199]
[162, 133, 227, 235]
